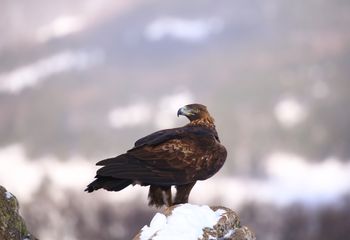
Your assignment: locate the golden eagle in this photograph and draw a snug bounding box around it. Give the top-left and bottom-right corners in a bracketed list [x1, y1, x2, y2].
[85, 103, 227, 207]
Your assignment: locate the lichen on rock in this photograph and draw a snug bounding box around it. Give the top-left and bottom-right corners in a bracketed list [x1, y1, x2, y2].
[0, 185, 37, 240]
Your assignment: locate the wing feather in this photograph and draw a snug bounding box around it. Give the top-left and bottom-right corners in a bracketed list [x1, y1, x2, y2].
[96, 127, 218, 185]
[134, 128, 184, 147]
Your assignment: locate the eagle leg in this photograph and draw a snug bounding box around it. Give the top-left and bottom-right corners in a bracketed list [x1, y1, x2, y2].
[174, 182, 196, 205]
[148, 185, 172, 208]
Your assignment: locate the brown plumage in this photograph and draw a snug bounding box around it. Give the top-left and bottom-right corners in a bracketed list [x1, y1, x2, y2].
[85, 103, 227, 207]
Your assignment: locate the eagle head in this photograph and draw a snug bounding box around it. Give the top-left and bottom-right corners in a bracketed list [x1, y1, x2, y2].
[177, 104, 214, 123]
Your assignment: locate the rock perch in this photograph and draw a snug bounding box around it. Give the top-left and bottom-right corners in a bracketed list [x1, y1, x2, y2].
[0, 185, 37, 240]
[133, 203, 256, 240]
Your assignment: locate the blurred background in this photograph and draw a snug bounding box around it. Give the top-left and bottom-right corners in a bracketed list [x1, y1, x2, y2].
[1, 0, 350, 239]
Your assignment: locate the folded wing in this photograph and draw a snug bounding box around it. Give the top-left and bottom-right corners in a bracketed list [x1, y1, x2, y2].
[95, 127, 216, 186]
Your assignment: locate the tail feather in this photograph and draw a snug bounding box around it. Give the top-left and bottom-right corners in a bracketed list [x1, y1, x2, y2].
[95, 155, 176, 184]
[85, 176, 131, 193]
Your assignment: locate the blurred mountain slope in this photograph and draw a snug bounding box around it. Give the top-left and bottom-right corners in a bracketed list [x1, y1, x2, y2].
[0, 0, 349, 169]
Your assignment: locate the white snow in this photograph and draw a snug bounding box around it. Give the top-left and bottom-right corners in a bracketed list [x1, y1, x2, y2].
[140, 213, 167, 240]
[5, 191, 13, 200]
[192, 152, 350, 207]
[145, 17, 223, 43]
[0, 49, 104, 94]
[36, 15, 85, 42]
[140, 204, 225, 240]
[155, 91, 194, 129]
[108, 90, 194, 129]
[265, 152, 350, 205]
[274, 98, 306, 128]
[108, 103, 152, 128]
[0, 144, 349, 206]
[0, 144, 96, 203]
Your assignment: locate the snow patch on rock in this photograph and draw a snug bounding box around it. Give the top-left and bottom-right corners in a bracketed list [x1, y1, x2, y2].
[140, 204, 224, 240]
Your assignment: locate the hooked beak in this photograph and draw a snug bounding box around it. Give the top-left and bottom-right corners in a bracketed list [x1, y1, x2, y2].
[177, 107, 184, 117]
[177, 106, 192, 117]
